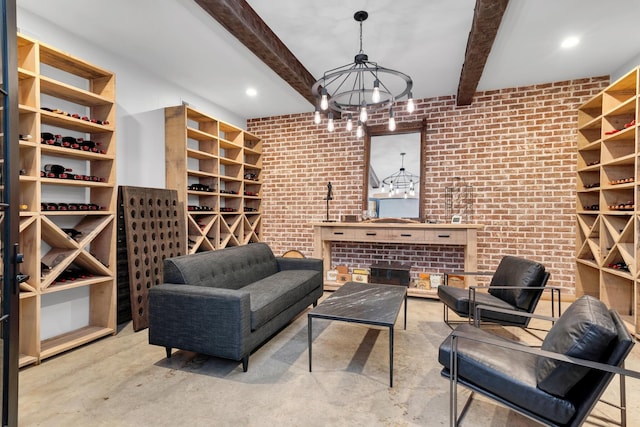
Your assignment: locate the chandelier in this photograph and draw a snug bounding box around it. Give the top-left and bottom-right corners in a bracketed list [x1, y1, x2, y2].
[382, 153, 418, 198]
[311, 10, 414, 137]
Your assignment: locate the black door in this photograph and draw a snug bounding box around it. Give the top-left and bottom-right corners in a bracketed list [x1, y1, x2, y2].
[0, 0, 20, 425]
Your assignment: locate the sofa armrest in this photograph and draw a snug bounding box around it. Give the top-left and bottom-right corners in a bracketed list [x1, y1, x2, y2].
[276, 256, 323, 272]
[148, 283, 252, 358]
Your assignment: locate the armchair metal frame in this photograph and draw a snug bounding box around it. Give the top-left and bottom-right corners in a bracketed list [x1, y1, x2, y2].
[446, 305, 639, 427]
[442, 270, 561, 328]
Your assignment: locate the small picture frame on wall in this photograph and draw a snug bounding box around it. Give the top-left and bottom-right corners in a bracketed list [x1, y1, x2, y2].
[451, 215, 462, 224]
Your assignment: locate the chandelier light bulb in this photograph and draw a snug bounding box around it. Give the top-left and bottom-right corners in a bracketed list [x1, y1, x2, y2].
[372, 79, 381, 103]
[360, 101, 368, 122]
[388, 107, 396, 131]
[327, 112, 335, 132]
[346, 114, 353, 131]
[320, 88, 329, 110]
[311, 11, 413, 135]
[314, 108, 321, 124]
[407, 92, 415, 113]
[356, 120, 364, 138]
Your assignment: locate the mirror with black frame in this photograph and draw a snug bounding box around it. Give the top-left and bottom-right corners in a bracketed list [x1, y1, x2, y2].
[363, 121, 426, 220]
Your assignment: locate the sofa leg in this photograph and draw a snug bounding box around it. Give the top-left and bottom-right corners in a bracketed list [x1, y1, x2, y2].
[313, 301, 318, 308]
[165, 347, 172, 358]
[242, 355, 249, 372]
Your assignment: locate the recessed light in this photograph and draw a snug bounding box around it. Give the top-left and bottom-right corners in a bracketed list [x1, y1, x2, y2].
[561, 36, 579, 49]
[246, 87, 257, 97]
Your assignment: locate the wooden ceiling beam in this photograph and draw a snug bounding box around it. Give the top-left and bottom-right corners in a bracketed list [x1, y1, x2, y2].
[194, 0, 317, 106]
[456, 0, 509, 106]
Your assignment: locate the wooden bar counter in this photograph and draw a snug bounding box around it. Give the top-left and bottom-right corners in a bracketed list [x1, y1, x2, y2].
[312, 222, 484, 298]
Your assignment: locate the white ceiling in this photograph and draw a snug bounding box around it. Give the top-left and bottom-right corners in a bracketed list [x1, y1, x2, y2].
[16, 0, 640, 121]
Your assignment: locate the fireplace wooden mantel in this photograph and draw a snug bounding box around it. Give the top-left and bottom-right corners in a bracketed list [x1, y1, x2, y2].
[312, 222, 484, 298]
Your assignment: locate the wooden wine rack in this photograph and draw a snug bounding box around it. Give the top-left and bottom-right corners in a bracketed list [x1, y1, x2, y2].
[17, 34, 117, 366]
[576, 67, 639, 335]
[164, 105, 262, 252]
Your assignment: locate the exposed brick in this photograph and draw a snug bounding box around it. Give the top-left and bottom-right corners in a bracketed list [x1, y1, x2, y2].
[247, 76, 610, 294]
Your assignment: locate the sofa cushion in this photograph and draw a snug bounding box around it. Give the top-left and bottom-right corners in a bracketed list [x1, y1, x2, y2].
[439, 324, 578, 425]
[488, 256, 546, 310]
[163, 243, 278, 290]
[536, 295, 617, 397]
[244, 269, 322, 331]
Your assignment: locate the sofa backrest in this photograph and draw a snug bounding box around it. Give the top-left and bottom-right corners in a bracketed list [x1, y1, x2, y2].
[162, 242, 279, 290]
[488, 255, 547, 311]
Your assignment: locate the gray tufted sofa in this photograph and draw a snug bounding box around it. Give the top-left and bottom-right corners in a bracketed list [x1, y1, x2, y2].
[148, 243, 323, 371]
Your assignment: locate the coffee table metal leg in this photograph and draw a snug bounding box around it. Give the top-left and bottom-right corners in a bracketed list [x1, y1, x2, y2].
[404, 294, 407, 330]
[389, 326, 394, 387]
[308, 314, 313, 372]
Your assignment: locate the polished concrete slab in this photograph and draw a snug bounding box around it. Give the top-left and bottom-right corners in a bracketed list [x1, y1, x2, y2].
[19, 295, 640, 426]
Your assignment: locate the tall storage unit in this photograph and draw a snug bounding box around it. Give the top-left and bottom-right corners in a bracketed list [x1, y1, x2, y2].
[576, 67, 639, 334]
[17, 34, 117, 366]
[165, 105, 262, 253]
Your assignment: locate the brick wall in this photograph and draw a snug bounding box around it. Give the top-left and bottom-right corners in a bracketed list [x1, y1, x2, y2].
[247, 76, 609, 292]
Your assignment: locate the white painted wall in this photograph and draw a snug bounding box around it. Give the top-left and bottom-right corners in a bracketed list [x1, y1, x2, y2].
[17, 7, 248, 333]
[17, 7, 246, 189]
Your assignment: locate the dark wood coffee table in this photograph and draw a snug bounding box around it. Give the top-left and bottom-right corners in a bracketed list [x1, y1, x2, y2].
[307, 281, 407, 387]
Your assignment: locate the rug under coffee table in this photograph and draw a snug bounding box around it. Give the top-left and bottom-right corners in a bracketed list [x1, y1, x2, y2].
[307, 281, 407, 387]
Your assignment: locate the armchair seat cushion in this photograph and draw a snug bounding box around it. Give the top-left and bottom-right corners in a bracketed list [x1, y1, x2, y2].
[439, 324, 577, 424]
[437, 286, 530, 325]
[244, 269, 321, 331]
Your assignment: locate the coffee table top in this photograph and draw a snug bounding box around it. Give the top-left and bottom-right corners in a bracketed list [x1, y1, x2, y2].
[308, 281, 406, 327]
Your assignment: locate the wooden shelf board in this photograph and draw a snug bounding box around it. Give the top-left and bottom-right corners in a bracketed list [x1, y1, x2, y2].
[42, 276, 113, 294]
[219, 138, 242, 149]
[41, 144, 115, 161]
[40, 75, 112, 106]
[186, 127, 216, 141]
[40, 326, 114, 360]
[40, 177, 113, 188]
[19, 354, 38, 368]
[40, 110, 114, 133]
[186, 148, 217, 160]
[39, 43, 113, 79]
[19, 139, 37, 148]
[186, 169, 217, 179]
[220, 157, 243, 166]
[18, 68, 36, 80]
[18, 104, 38, 114]
[41, 210, 110, 216]
[19, 290, 36, 299]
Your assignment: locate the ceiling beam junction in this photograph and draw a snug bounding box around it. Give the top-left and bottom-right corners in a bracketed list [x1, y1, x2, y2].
[456, 0, 510, 106]
[194, 0, 317, 107]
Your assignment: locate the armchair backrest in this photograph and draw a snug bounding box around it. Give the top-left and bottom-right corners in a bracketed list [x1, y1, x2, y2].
[566, 308, 634, 426]
[488, 256, 548, 311]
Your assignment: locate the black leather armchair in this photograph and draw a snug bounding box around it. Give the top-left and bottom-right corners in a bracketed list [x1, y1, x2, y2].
[438, 295, 638, 427]
[438, 255, 559, 327]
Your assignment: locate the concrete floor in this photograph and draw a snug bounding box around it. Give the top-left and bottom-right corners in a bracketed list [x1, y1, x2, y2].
[18, 295, 640, 426]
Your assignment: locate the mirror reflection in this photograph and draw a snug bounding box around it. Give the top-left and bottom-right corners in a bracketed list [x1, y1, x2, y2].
[366, 132, 421, 219]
